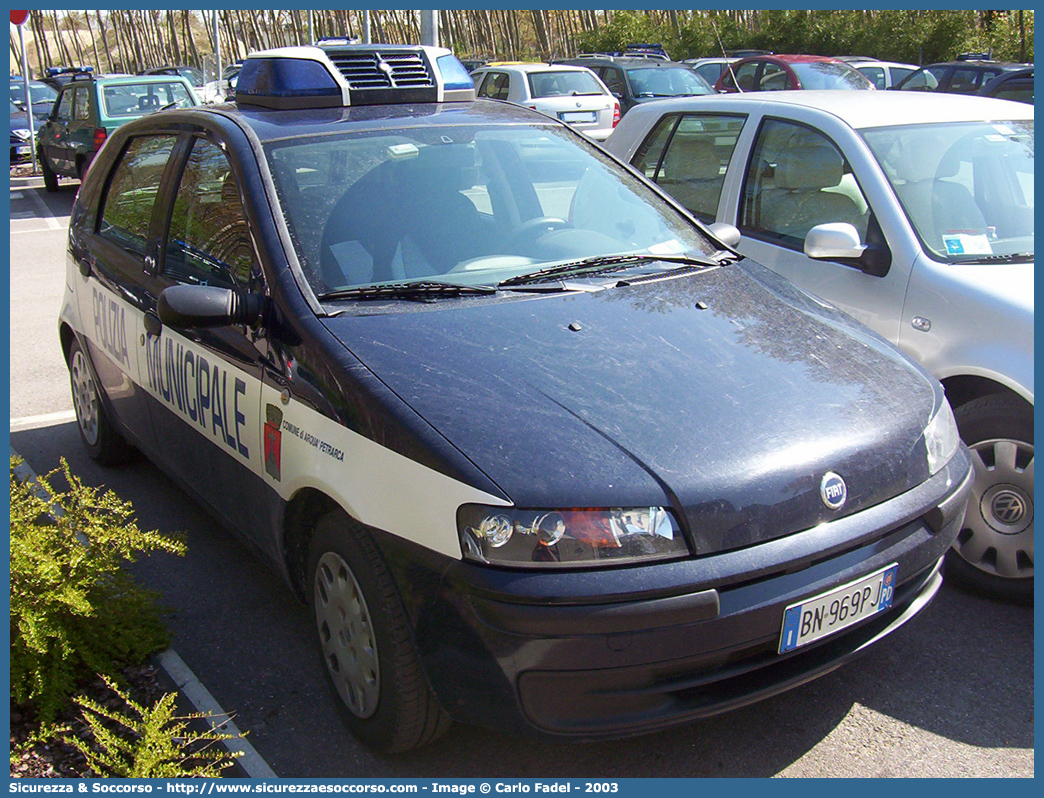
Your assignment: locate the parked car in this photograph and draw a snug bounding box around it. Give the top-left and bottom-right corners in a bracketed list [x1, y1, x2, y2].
[978, 66, 1033, 103]
[607, 90, 1032, 601]
[552, 56, 714, 116]
[843, 59, 919, 89]
[715, 55, 876, 92]
[895, 59, 1031, 95]
[59, 43, 972, 752]
[9, 101, 34, 162]
[40, 65, 95, 92]
[140, 64, 224, 104]
[9, 76, 59, 121]
[683, 56, 740, 87]
[470, 62, 619, 140]
[37, 73, 198, 191]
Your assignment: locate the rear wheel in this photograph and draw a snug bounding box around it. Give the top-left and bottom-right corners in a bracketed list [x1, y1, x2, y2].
[40, 149, 58, 193]
[306, 511, 451, 752]
[946, 394, 1033, 604]
[67, 339, 134, 465]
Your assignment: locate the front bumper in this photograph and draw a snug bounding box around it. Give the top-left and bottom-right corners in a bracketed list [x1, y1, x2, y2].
[407, 450, 972, 740]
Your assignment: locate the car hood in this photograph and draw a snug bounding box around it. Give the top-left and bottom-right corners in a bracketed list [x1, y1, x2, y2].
[322, 261, 941, 556]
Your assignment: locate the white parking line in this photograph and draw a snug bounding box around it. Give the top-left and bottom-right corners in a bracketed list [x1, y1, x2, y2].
[9, 447, 278, 779]
[22, 187, 63, 230]
[157, 649, 277, 779]
[10, 410, 77, 432]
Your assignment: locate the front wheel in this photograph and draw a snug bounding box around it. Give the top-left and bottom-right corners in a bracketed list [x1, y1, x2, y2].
[67, 339, 134, 465]
[946, 394, 1033, 604]
[307, 511, 451, 752]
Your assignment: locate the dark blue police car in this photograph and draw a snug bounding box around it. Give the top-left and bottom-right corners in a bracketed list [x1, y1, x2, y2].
[59, 42, 973, 752]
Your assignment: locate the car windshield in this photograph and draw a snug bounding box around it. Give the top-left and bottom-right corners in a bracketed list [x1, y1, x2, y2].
[178, 67, 205, 85]
[627, 66, 712, 97]
[101, 81, 195, 116]
[265, 123, 718, 297]
[528, 70, 605, 98]
[790, 62, 873, 90]
[10, 81, 58, 107]
[863, 120, 1033, 263]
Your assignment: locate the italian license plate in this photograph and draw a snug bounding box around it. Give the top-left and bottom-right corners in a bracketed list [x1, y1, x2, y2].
[778, 563, 898, 653]
[561, 111, 596, 124]
[15, 145, 30, 156]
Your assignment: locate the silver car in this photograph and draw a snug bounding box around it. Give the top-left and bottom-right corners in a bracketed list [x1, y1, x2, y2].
[472, 63, 619, 141]
[607, 91, 1033, 602]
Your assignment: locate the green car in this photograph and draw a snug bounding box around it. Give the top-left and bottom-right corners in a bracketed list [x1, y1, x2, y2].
[37, 73, 197, 191]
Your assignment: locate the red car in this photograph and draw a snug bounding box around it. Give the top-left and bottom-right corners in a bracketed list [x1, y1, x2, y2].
[715, 54, 875, 92]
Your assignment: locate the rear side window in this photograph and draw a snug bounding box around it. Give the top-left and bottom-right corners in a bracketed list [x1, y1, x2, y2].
[476, 72, 509, 101]
[98, 135, 178, 256]
[650, 114, 747, 221]
[163, 138, 258, 291]
[54, 89, 73, 122]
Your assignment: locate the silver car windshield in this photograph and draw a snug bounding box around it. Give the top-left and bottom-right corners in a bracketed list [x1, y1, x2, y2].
[265, 124, 717, 296]
[863, 120, 1033, 263]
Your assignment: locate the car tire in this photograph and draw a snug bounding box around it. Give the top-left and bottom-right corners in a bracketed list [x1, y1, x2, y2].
[67, 339, 134, 466]
[306, 510, 451, 752]
[40, 150, 59, 193]
[945, 394, 1033, 604]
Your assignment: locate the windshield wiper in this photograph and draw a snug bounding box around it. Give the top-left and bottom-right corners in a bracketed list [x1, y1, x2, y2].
[960, 252, 1034, 264]
[318, 281, 497, 302]
[498, 253, 718, 287]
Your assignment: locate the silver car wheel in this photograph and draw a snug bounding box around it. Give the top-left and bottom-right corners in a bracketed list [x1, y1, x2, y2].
[313, 551, 380, 719]
[70, 349, 100, 446]
[955, 438, 1034, 580]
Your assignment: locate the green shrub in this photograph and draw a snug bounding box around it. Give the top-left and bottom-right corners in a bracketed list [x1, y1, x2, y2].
[64, 676, 240, 778]
[10, 457, 186, 722]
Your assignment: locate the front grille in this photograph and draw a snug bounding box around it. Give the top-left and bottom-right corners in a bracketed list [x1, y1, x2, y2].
[326, 50, 435, 90]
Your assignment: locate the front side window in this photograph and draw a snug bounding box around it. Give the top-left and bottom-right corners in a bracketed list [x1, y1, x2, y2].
[73, 87, 90, 121]
[98, 135, 178, 256]
[759, 63, 790, 91]
[164, 138, 258, 290]
[265, 124, 718, 295]
[644, 114, 747, 221]
[720, 61, 759, 92]
[741, 118, 869, 248]
[863, 120, 1033, 263]
[54, 89, 73, 123]
[950, 68, 992, 93]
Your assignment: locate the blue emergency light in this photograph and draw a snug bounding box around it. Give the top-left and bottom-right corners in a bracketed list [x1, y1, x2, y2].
[235, 44, 475, 109]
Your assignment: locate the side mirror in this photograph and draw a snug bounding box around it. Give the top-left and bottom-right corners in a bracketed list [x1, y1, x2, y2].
[804, 223, 867, 260]
[707, 222, 741, 249]
[157, 284, 264, 330]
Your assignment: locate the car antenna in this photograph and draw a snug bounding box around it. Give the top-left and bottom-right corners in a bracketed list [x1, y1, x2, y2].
[710, 16, 743, 93]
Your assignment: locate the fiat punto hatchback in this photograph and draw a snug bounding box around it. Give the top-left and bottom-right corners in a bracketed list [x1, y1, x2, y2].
[60, 43, 972, 752]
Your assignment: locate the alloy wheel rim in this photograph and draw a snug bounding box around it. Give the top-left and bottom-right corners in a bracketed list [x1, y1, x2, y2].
[313, 552, 380, 718]
[955, 438, 1034, 580]
[70, 350, 100, 446]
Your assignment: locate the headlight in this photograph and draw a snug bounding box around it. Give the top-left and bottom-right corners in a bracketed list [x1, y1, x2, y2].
[458, 505, 689, 568]
[924, 399, 959, 475]
[12, 128, 31, 140]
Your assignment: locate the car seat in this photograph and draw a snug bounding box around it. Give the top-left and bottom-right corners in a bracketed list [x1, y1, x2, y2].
[658, 138, 722, 219]
[138, 95, 160, 111]
[757, 142, 864, 241]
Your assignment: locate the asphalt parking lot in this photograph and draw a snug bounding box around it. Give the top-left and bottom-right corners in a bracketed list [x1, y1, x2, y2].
[8, 177, 1034, 778]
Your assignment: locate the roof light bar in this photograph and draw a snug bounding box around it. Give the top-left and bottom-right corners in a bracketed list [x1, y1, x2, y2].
[235, 44, 475, 109]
